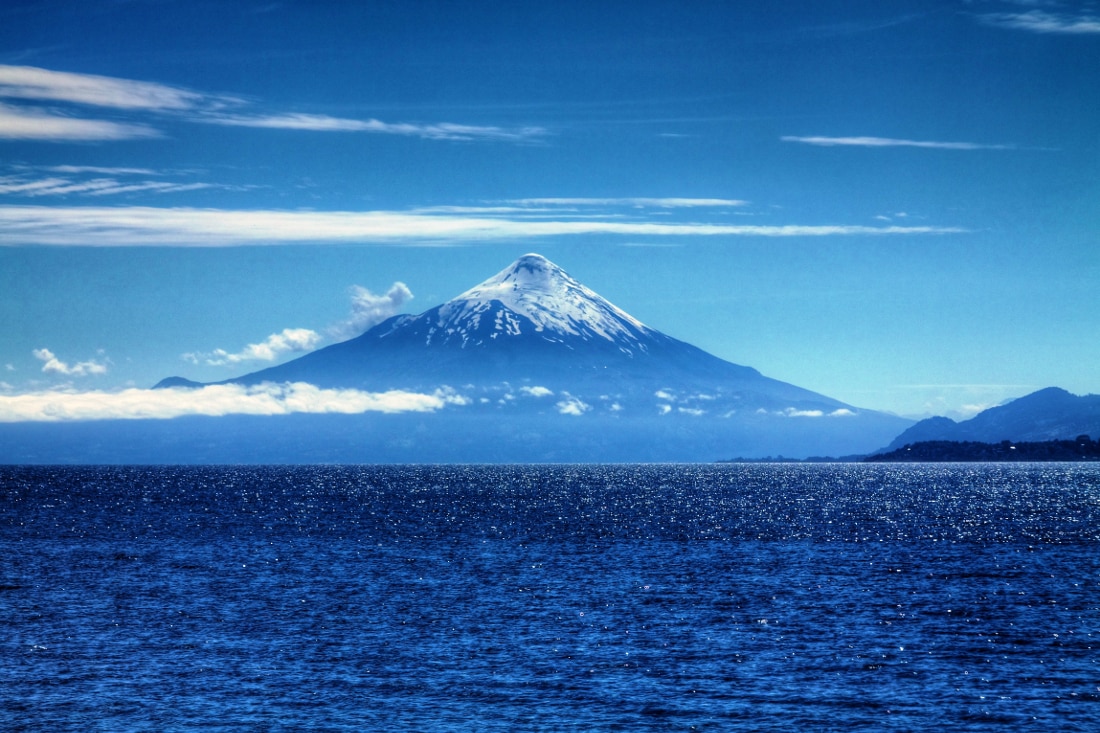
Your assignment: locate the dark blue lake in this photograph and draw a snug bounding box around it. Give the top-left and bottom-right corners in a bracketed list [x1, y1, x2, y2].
[2, 463, 1098, 731]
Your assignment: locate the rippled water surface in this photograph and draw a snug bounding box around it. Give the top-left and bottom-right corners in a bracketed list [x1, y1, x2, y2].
[2, 463, 1098, 731]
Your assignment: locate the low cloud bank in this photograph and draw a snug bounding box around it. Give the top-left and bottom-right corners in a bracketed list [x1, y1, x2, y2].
[0, 382, 468, 422]
[776, 407, 857, 418]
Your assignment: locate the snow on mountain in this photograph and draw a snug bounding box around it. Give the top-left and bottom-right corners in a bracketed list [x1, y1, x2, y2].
[144, 252, 915, 460]
[431, 253, 655, 351]
[159, 252, 843, 401]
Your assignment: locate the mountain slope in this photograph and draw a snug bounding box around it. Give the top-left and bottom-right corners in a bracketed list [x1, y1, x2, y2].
[180, 254, 841, 405]
[880, 387, 1100, 452]
[144, 253, 912, 460]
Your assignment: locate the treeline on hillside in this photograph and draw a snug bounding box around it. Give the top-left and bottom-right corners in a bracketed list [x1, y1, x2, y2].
[866, 436, 1100, 462]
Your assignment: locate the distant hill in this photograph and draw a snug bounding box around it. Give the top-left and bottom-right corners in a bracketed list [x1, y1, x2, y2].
[868, 436, 1100, 462]
[878, 387, 1100, 453]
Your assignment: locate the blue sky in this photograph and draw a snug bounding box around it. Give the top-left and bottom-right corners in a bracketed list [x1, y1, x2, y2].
[1, 0, 1097, 421]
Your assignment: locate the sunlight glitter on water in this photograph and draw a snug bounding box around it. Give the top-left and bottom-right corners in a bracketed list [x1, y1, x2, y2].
[1, 463, 1098, 732]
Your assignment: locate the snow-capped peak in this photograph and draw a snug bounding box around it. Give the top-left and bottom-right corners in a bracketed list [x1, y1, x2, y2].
[434, 253, 654, 346]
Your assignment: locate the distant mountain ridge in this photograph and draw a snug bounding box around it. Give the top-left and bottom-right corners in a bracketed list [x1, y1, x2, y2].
[879, 387, 1100, 453]
[868, 436, 1100, 462]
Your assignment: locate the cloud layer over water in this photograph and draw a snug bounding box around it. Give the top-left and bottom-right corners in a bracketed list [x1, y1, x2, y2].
[0, 383, 468, 422]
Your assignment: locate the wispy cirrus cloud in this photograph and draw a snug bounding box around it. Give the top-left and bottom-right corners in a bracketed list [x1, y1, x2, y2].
[0, 64, 545, 143]
[0, 102, 161, 141]
[47, 165, 160, 175]
[977, 8, 1100, 34]
[0, 174, 217, 197]
[782, 135, 1014, 150]
[0, 382, 470, 422]
[0, 205, 965, 246]
[508, 197, 749, 208]
[203, 113, 547, 142]
[0, 64, 211, 110]
[0, 64, 218, 141]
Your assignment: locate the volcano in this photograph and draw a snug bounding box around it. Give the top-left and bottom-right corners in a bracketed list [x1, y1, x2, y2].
[147, 253, 910, 461]
[191, 254, 812, 398]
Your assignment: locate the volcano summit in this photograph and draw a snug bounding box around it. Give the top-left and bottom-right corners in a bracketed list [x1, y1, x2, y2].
[147, 253, 910, 462]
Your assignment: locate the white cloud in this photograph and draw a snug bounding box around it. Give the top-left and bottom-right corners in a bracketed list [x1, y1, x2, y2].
[782, 135, 1013, 150]
[411, 205, 537, 215]
[0, 176, 68, 194]
[776, 407, 855, 418]
[0, 65, 206, 110]
[187, 327, 323, 366]
[978, 9, 1100, 34]
[658, 404, 672, 415]
[957, 402, 997, 419]
[0, 65, 541, 145]
[0, 102, 160, 141]
[782, 408, 825, 418]
[0, 205, 966, 247]
[83, 181, 215, 196]
[678, 407, 705, 416]
[32, 348, 108, 376]
[48, 165, 159, 175]
[202, 113, 547, 142]
[329, 282, 414, 339]
[190, 281, 413, 365]
[556, 396, 590, 416]
[0, 174, 215, 197]
[520, 385, 554, 398]
[0, 382, 469, 422]
[654, 389, 675, 400]
[509, 197, 749, 208]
